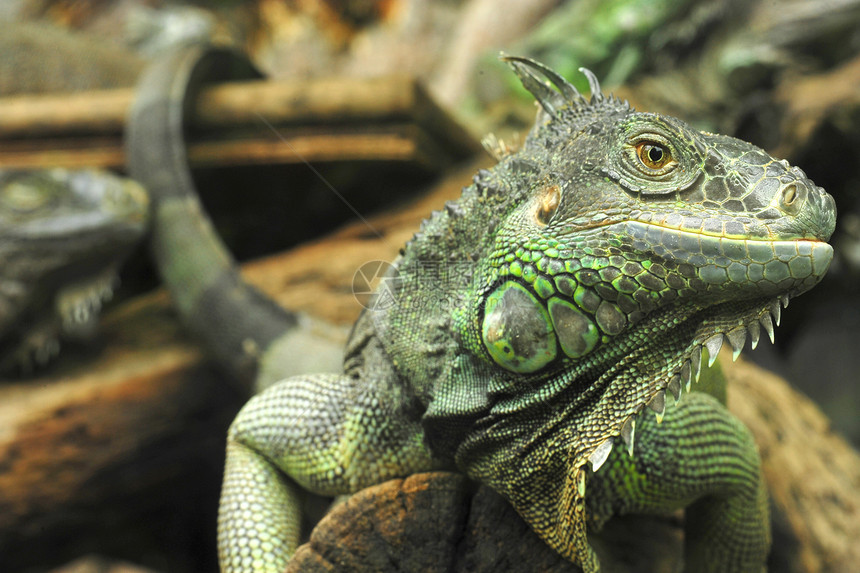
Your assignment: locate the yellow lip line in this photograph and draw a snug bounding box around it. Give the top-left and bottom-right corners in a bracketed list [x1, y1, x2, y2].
[585, 218, 830, 245]
[563, 220, 832, 266]
[622, 220, 833, 252]
[641, 221, 827, 243]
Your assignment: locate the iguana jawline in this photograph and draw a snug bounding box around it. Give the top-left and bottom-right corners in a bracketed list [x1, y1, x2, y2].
[56, 266, 119, 330]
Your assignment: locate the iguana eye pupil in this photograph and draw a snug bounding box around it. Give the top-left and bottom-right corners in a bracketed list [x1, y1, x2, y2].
[636, 142, 671, 170]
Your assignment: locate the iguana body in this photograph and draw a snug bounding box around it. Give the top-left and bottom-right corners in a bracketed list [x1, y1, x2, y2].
[126, 47, 836, 572]
[0, 169, 148, 373]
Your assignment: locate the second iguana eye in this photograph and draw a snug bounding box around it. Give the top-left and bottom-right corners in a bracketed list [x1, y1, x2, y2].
[1, 180, 54, 213]
[635, 141, 673, 170]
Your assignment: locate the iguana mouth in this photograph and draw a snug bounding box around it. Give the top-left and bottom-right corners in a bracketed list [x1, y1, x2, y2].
[585, 227, 835, 470]
[621, 221, 834, 296]
[0, 267, 119, 374]
[55, 266, 119, 335]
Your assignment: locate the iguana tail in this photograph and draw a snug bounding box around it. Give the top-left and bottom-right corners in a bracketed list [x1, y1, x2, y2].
[126, 45, 344, 389]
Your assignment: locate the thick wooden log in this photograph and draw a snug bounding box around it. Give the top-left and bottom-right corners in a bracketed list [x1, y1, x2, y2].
[0, 126, 438, 170]
[724, 352, 860, 573]
[0, 76, 480, 170]
[287, 472, 682, 573]
[0, 293, 240, 570]
[0, 76, 432, 135]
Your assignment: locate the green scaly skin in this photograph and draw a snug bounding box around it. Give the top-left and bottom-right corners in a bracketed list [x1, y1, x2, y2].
[126, 47, 835, 572]
[0, 169, 149, 374]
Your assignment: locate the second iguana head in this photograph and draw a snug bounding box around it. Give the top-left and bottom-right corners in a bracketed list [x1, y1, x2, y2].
[0, 169, 149, 374]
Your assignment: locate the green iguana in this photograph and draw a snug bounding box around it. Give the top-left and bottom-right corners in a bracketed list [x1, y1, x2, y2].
[0, 169, 149, 373]
[125, 46, 835, 572]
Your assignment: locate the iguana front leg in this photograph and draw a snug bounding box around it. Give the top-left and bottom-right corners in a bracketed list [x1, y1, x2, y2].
[587, 391, 769, 572]
[217, 329, 441, 572]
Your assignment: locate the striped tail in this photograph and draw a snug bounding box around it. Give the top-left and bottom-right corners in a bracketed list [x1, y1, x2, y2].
[126, 45, 343, 389]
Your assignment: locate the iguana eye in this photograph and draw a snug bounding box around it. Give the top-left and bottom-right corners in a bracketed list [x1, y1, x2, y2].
[612, 122, 697, 193]
[0, 181, 54, 213]
[635, 141, 672, 170]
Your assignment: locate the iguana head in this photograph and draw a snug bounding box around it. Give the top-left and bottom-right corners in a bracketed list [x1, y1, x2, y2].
[0, 168, 149, 373]
[473, 57, 835, 464]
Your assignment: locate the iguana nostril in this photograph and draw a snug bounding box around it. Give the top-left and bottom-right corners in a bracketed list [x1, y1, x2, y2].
[778, 183, 805, 215]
